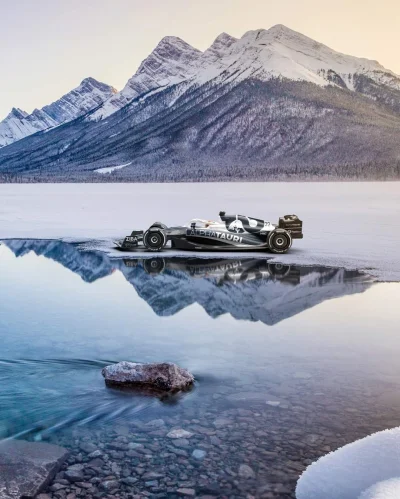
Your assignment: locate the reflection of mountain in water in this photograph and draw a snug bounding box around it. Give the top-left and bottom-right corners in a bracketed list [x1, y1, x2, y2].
[4, 239, 114, 283]
[3, 240, 374, 325]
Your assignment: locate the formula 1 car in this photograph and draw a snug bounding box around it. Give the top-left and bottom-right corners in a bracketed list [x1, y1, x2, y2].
[116, 212, 302, 254]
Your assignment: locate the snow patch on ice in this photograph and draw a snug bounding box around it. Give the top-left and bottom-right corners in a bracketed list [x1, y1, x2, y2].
[359, 478, 400, 499]
[296, 427, 400, 499]
[95, 162, 132, 174]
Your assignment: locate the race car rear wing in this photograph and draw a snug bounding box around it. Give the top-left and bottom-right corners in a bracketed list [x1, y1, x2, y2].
[278, 215, 303, 239]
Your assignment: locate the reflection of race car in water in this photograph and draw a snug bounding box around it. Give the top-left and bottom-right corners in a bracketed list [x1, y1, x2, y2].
[123, 257, 301, 285]
[116, 212, 303, 254]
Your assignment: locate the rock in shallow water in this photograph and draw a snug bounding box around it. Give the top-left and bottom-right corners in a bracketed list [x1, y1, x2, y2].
[64, 464, 84, 483]
[0, 439, 68, 498]
[102, 361, 194, 392]
[167, 429, 194, 439]
[192, 449, 207, 460]
[238, 464, 256, 479]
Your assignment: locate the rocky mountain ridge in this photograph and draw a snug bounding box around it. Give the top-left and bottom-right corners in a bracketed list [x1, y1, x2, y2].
[0, 78, 116, 148]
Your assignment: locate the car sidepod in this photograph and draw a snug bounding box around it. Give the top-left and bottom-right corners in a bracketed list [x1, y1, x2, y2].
[170, 226, 269, 251]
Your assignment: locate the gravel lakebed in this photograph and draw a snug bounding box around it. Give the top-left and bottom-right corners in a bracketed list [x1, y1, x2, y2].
[37, 373, 400, 499]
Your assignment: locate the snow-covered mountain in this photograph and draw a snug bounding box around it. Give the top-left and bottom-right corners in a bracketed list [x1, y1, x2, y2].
[88, 25, 399, 123]
[89, 25, 400, 123]
[205, 24, 400, 91]
[0, 77, 116, 148]
[1, 25, 400, 180]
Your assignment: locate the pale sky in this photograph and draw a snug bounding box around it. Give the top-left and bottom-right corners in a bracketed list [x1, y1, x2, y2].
[0, 0, 399, 119]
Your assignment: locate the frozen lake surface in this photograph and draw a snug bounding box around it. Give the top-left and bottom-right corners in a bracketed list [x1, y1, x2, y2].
[0, 182, 399, 280]
[0, 241, 400, 497]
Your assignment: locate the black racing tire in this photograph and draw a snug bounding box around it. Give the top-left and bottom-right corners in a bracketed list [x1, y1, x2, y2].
[150, 221, 168, 230]
[143, 229, 167, 252]
[143, 258, 166, 275]
[268, 230, 292, 254]
[268, 263, 291, 279]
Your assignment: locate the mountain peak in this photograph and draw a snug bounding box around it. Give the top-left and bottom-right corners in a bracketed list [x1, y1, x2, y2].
[207, 32, 237, 52]
[158, 35, 188, 46]
[267, 24, 325, 47]
[201, 32, 238, 65]
[78, 77, 117, 94]
[151, 35, 201, 59]
[136, 35, 201, 78]
[240, 24, 310, 45]
[268, 24, 296, 34]
[9, 108, 29, 120]
[81, 76, 96, 84]
[79, 76, 101, 88]
[213, 32, 237, 45]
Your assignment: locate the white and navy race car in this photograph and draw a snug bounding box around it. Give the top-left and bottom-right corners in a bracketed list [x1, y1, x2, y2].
[116, 212, 303, 254]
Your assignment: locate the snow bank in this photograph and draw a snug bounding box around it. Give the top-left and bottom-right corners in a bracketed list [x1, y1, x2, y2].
[0, 182, 399, 281]
[296, 427, 400, 499]
[359, 478, 400, 499]
[95, 162, 132, 174]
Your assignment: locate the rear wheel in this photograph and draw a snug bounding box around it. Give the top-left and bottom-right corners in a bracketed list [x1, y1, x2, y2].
[143, 229, 167, 252]
[268, 230, 292, 254]
[268, 263, 291, 278]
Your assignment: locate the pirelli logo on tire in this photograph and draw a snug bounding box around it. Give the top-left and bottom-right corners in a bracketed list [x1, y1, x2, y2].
[187, 228, 243, 243]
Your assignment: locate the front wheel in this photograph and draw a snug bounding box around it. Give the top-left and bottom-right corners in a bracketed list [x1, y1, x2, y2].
[268, 230, 292, 254]
[143, 229, 167, 252]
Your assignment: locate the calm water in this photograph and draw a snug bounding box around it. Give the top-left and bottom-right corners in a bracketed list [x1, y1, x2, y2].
[1, 240, 400, 497]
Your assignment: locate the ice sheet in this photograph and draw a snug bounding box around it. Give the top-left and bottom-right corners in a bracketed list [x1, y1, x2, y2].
[0, 182, 399, 281]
